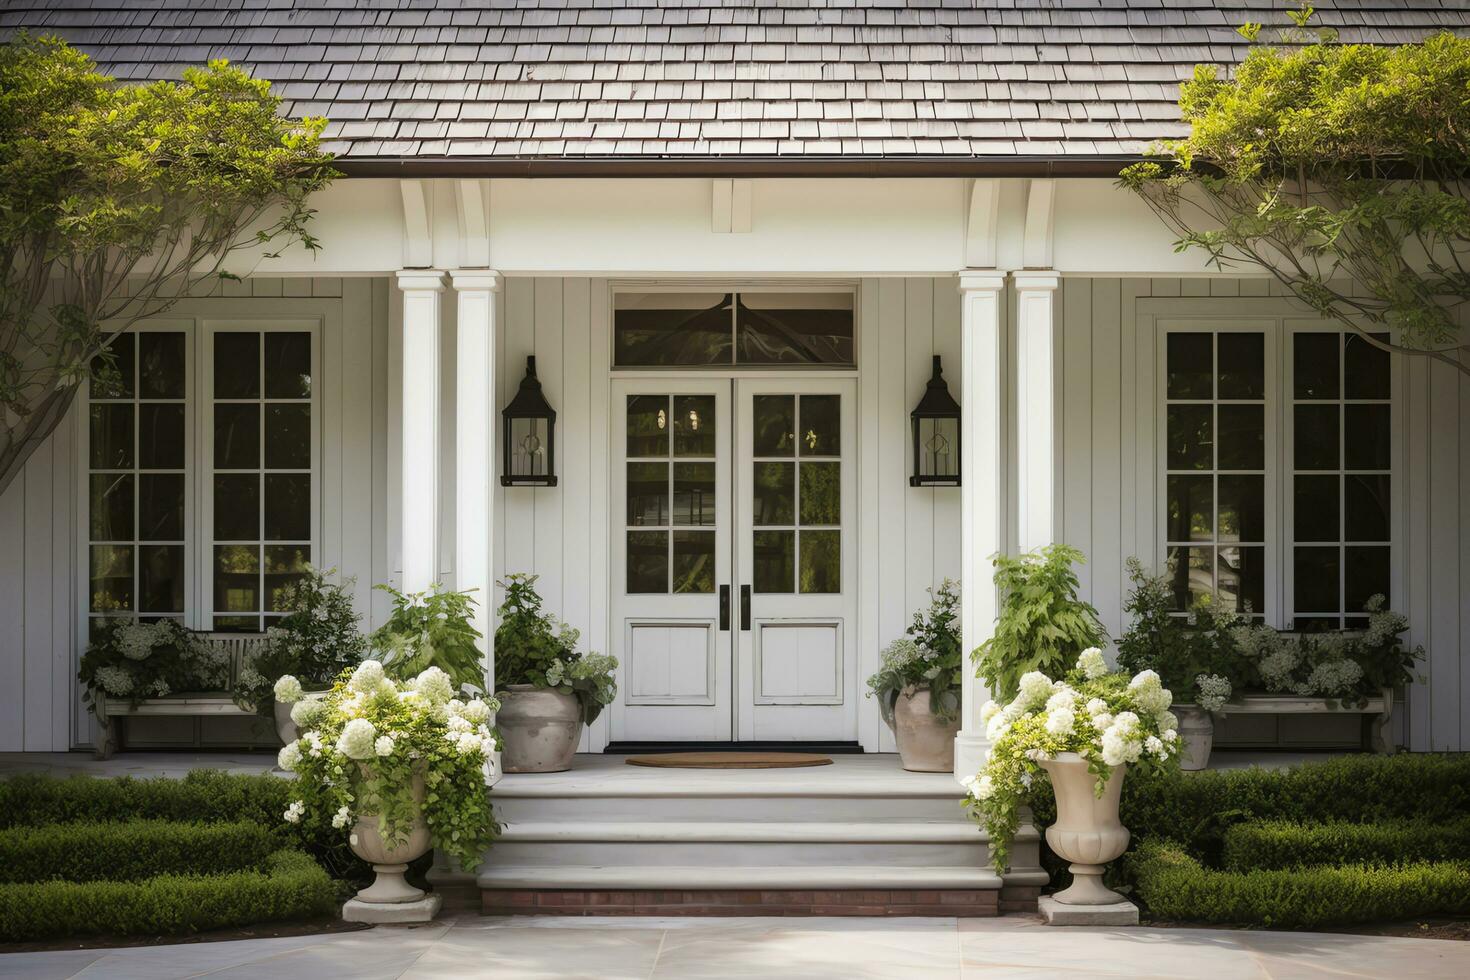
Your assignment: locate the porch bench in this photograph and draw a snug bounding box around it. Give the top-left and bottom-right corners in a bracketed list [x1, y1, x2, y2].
[93, 634, 268, 760]
[1227, 688, 1395, 755]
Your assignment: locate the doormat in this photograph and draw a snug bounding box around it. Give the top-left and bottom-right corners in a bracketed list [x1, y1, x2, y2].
[625, 752, 833, 769]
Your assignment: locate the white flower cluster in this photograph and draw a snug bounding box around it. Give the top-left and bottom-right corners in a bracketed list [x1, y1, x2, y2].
[410, 666, 455, 705]
[115, 622, 163, 661]
[374, 734, 396, 757]
[290, 697, 324, 727]
[337, 717, 378, 760]
[332, 805, 351, 829]
[880, 638, 922, 673]
[1258, 644, 1301, 692]
[960, 773, 995, 800]
[1195, 673, 1232, 713]
[278, 741, 303, 772]
[1077, 646, 1108, 680]
[444, 696, 496, 758]
[283, 800, 305, 824]
[1305, 658, 1363, 696]
[94, 665, 134, 696]
[347, 659, 393, 696]
[274, 674, 304, 704]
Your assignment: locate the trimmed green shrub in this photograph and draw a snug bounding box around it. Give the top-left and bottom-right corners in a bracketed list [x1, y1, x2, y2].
[0, 850, 337, 942]
[0, 820, 280, 884]
[1223, 818, 1470, 872]
[1127, 840, 1470, 929]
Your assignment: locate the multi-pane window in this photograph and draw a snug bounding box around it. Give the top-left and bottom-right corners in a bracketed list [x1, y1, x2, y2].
[614, 291, 855, 367]
[1290, 332, 1392, 630]
[87, 332, 188, 637]
[211, 330, 314, 632]
[625, 394, 717, 594]
[1163, 331, 1267, 619]
[751, 394, 841, 594]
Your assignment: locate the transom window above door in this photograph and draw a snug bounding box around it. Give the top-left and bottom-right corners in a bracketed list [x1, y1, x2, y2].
[613, 290, 855, 368]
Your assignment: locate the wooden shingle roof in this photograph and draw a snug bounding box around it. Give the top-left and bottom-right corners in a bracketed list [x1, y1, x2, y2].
[4, 1, 1467, 169]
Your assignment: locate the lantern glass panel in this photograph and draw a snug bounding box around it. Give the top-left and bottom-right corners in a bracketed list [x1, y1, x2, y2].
[509, 416, 550, 478]
[918, 417, 958, 479]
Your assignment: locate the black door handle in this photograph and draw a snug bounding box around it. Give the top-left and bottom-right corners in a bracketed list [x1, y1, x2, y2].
[719, 585, 730, 631]
[740, 585, 751, 631]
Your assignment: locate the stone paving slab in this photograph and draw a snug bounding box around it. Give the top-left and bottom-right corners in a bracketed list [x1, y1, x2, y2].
[3, 914, 1468, 980]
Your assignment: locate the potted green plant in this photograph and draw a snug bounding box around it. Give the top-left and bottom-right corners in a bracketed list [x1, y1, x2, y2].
[276, 660, 500, 922]
[493, 573, 618, 773]
[866, 580, 963, 771]
[974, 543, 1107, 700]
[963, 650, 1181, 905]
[369, 583, 488, 696]
[233, 567, 367, 743]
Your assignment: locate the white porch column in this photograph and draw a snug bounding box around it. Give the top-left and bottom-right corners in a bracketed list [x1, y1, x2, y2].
[450, 271, 501, 690]
[1012, 271, 1059, 552]
[954, 274, 1006, 780]
[397, 270, 447, 592]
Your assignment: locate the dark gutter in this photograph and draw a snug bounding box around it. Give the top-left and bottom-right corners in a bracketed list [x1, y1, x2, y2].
[331, 155, 1145, 179]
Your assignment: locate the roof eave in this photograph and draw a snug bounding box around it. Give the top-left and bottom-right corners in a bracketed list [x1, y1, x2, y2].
[330, 155, 1146, 179]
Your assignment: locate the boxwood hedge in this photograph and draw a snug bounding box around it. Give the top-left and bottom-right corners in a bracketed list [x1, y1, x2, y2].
[1223, 817, 1470, 872]
[0, 820, 281, 884]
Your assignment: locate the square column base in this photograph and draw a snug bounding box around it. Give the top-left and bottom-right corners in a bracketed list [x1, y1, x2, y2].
[1038, 894, 1138, 926]
[343, 893, 443, 924]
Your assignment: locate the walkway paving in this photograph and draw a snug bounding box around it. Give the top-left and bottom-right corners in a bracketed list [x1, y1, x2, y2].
[3, 914, 1467, 979]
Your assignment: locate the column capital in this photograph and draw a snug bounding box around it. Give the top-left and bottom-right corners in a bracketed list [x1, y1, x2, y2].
[396, 269, 447, 292]
[449, 269, 503, 292]
[957, 272, 1006, 293]
[1012, 270, 1060, 292]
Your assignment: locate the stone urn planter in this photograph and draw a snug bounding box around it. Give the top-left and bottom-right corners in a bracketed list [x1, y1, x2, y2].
[273, 689, 326, 746]
[1174, 703, 1214, 771]
[343, 771, 441, 922]
[1038, 752, 1130, 905]
[496, 684, 581, 773]
[890, 687, 960, 772]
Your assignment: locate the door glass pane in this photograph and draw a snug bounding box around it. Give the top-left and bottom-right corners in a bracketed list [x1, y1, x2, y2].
[799, 395, 840, 456]
[1218, 545, 1264, 615]
[1217, 333, 1264, 399]
[736, 293, 854, 365]
[1217, 404, 1263, 469]
[138, 332, 186, 399]
[264, 332, 312, 397]
[673, 395, 715, 456]
[1294, 333, 1339, 399]
[1345, 474, 1390, 542]
[752, 395, 795, 456]
[673, 531, 716, 594]
[1293, 476, 1339, 542]
[214, 333, 259, 398]
[215, 545, 260, 613]
[139, 474, 184, 541]
[1344, 404, 1390, 469]
[265, 545, 312, 612]
[798, 529, 840, 593]
[626, 530, 668, 593]
[138, 545, 184, 614]
[138, 403, 185, 469]
[626, 395, 669, 457]
[673, 462, 715, 526]
[90, 404, 134, 469]
[1217, 475, 1263, 542]
[752, 462, 794, 525]
[264, 473, 311, 540]
[627, 462, 669, 526]
[213, 474, 259, 540]
[1164, 545, 1211, 612]
[1294, 546, 1340, 612]
[214, 404, 260, 469]
[753, 530, 794, 593]
[90, 474, 133, 541]
[1166, 405, 1212, 470]
[614, 293, 732, 366]
[91, 335, 135, 399]
[1345, 546, 1390, 611]
[90, 545, 133, 611]
[1166, 333, 1212, 398]
[1294, 405, 1339, 469]
[799, 462, 840, 526]
[265, 404, 311, 469]
[1166, 475, 1211, 542]
[1345, 333, 1390, 399]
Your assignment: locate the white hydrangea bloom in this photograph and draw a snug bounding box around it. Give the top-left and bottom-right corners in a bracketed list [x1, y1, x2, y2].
[461, 698, 492, 724]
[1017, 671, 1054, 708]
[332, 805, 351, 829]
[1145, 735, 1166, 758]
[347, 660, 387, 694]
[290, 697, 324, 727]
[302, 731, 324, 757]
[1112, 711, 1140, 733]
[446, 714, 473, 733]
[1091, 712, 1114, 732]
[1085, 697, 1108, 717]
[277, 741, 303, 772]
[959, 774, 979, 795]
[336, 717, 378, 760]
[95, 665, 134, 696]
[973, 774, 995, 800]
[1195, 673, 1233, 713]
[412, 666, 455, 705]
[374, 734, 396, 757]
[979, 699, 1001, 724]
[283, 800, 305, 825]
[1156, 710, 1179, 735]
[1076, 647, 1108, 680]
[1044, 708, 1075, 736]
[273, 674, 304, 703]
[1045, 687, 1078, 713]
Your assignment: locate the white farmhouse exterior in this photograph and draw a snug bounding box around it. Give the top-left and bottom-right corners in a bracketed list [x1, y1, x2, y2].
[3, 0, 1469, 769]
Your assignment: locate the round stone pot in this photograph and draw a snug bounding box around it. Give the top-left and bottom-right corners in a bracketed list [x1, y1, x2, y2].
[1174, 703, 1214, 772]
[349, 771, 433, 905]
[1038, 752, 1130, 905]
[892, 687, 960, 772]
[273, 690, 326, 747]
[496, 684, 582, 773]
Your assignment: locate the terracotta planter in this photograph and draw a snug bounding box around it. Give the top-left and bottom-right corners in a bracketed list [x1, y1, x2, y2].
[1038, 752, 1130, 905]
[496, 684, 581, 773]
[892, 687, 960, 772]
[349, 771, 433, 905]
[1174, 703, 1214, 771]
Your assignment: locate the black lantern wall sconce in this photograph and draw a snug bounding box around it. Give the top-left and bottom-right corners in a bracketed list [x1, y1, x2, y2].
[910, 355, 961, 487]
[501, 356, 557, 486]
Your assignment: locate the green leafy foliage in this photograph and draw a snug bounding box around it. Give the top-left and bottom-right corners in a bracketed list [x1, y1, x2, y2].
[1119, 11, 1470, 374]
[370, 584, 486, 695]
[974, 544, 1106, 700]
[0, 849, 337, 942]
[1222, 817, 1470, 872]
[1115, 558, 1248, 706]
[0, 820, 280, 884]
[234, 566, 367, 716]
[866, 579, 963, 724]
[77, 619, 230, 708]
[494, 573, 618, 725]
[0, 34, 335, 494]
[1127, 840, 1470, 929]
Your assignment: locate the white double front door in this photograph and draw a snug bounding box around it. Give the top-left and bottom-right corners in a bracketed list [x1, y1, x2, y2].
[610, 377, 858, 742]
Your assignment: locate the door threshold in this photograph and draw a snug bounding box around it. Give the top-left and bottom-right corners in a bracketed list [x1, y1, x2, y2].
[604, 741, 864, 755]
